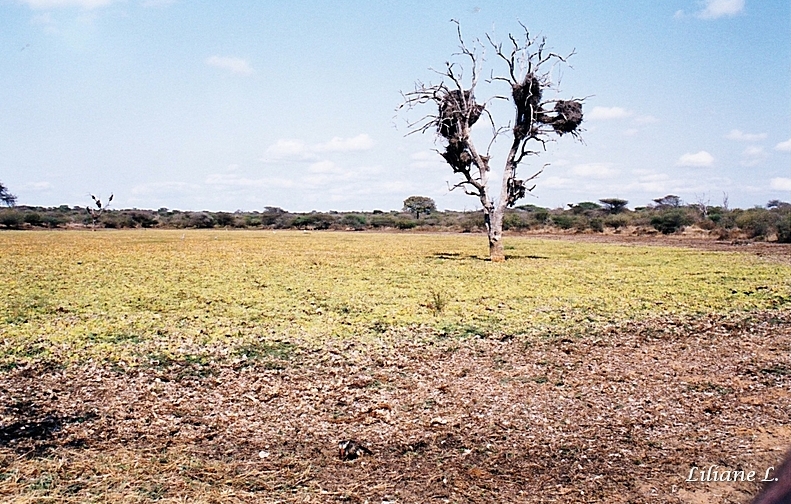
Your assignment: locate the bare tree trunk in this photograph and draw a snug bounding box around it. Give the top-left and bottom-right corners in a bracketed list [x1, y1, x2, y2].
[486, 139, 520, 262]
[487, 208, 505, 261]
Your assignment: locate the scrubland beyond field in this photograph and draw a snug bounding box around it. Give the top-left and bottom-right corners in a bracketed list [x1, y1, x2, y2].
[1, 230, 790, 503]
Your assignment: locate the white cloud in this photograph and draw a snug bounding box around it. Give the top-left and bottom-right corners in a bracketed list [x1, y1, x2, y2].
[205, 56, 253, 75]
[262, 134, 374, 163]
[677, 151, 714, 167]
[622, 128, 638, 136]
[770, 178, 791, 191]
[262, 139, 317, 162]
[624, 171, 671, 193]
[587, 106, 632, 121]
[542, 176, 572, 189]
[698, 0, 745, 19]
[314, 134, 374, 152]
[20, 0, 112, 8]
[775, 138, 791, 152]
[252, 143, 390, 204]
[570, 163, 618, 179]
[725, 129, 767, 142]
[741, 145, 768, 167]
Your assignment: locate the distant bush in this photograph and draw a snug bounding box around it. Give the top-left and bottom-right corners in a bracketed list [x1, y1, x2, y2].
[370, 215, 396, 228]
[292, 213, 335, 230]
[735, 208, 776, 239]
[23, 212, 43, 226]
[214, 212, 234, 227]
[605, 215, 628, 230]
[42, 214, 68, 228]
[777, 214, 791, 243]
[460, 213, 484, 232]
[103, 213, 135, 228]
[166, 213, 191, 228]
[0, 210, 22, 229]
[503, 212, 530, 230]
[552, 214, 575, 230]
[650, 209, 693, 234]
[129, 211, 157, 228]
[188, 212, 215, 229]
[532, 209, 550, 224]
[341, 214, 367, 230]
[395, 218, 418, 230]
[273, 214, 296, 229]
[5, 201, 791, 242]
[244, 214, 262, 227]
[714, 209, 737, 229]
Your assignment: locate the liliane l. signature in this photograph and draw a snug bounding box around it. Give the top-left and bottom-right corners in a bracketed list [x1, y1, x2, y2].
[686, 465, 779, 483]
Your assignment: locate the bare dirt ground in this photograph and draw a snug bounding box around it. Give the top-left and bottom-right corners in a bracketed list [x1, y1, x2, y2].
[506, 231, 791, 263]
[1, 309, 790, 503]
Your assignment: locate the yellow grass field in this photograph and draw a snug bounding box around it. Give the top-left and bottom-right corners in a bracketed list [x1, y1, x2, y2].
[1, 230, 790, 503]
[1, 230, 789, 366]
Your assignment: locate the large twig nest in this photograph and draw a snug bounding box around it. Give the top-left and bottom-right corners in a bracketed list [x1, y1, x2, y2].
[441, 138, 473, 173]
[550, 100, 583, 134]
[438, 89, 483, 139]
[512, 74, 542, 129]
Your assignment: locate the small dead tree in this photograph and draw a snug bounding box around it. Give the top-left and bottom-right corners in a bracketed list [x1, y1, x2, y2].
[694, 192, 710, 219]
[86, 193, 113, 231]
[400, 21, 583, 261]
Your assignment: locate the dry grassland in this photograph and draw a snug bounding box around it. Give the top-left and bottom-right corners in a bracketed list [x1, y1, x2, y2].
[0, 230, 789, 503]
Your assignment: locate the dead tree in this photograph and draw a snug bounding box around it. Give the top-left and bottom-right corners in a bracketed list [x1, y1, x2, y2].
[87, 193, 113, 231]
[400, 21, 583, 261]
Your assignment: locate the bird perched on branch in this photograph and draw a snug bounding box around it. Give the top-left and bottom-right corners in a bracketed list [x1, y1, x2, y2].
[338, 439, 372, 461]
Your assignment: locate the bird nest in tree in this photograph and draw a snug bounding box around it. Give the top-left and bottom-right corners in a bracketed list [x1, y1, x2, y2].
[512, 74, 583, 137]
[550, 100, 583, 134]
[441, 139, 473, 173]
[437, 89, 483, 140]
[437, 89, 485, 173]
[512, 74, 542, 130]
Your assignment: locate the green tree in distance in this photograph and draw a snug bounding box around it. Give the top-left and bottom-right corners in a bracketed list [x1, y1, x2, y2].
[403, 196, 437, 219]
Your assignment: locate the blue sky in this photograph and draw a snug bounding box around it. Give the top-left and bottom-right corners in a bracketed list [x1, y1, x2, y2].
[1, 0, 789, 212]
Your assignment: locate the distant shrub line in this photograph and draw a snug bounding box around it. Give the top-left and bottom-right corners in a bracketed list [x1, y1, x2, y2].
[1, 202, 790, 242]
